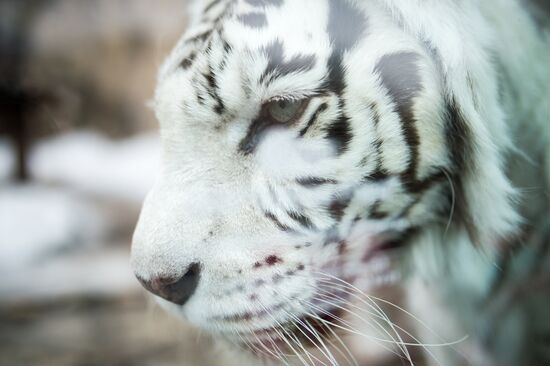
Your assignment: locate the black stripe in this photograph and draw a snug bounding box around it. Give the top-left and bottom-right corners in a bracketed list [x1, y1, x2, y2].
[370, 102, 384, 165]
[197, 91, 206, 105]
[222, 40, 232, 53]
[180, 53, 197, 69]
[397, 196, 422, 219]
[378, 170, 448, 221]
[363, 169, 389, 183]
[265, 211, 292, 232]
[204, 0, 221, 13]
[374, 52, 422, 188]
[370, 102, 381, 127]
[402, 169, 447, 194]
[287, 211, 315, 229]
[445, 99, 471, 174]
[245, 0, 283, 7]
[238, 12, 268, 28]
[218, 40, 232, 71]
[238, 117, 274, 155]
[299, 103, 328, 137]
[324, 54, 346, 95]
[368, 200, 389, 220]
[364, 227, 419, 258]
[187, 30, 213, 44]
[322, 0, 367, 154]
[362, 102, 388, 180]
[324, 99, 352, 154]
[204, 66, 225, 114]
[260, 41, 316, 85]
[444, 97, 476, 239]
[296, 176, 337, 186]
[328, 195, 351, 222]
[372, 139, 383, 162]
[324, 0, 368, 94]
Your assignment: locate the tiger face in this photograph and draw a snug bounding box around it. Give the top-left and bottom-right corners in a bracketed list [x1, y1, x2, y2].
[131, 0, 518, 359]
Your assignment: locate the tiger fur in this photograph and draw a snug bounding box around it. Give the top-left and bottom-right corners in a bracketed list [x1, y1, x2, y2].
[131, 1, 550, 365]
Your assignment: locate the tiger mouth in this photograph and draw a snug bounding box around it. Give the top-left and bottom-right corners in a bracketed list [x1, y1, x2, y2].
[214, 239, 405, 359]
[218, 283, 353, 358]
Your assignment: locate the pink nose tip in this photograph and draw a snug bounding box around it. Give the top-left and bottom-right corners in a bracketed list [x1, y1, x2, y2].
[136, 263, 201, 305]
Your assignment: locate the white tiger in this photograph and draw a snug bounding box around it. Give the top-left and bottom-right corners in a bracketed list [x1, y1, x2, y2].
[131, 0, 550, 365]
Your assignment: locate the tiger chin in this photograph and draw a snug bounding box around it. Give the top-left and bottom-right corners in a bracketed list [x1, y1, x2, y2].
[131, 1, 550, 365]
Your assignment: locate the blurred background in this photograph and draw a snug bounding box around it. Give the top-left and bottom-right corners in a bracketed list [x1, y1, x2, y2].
[0, 1, 227, 365]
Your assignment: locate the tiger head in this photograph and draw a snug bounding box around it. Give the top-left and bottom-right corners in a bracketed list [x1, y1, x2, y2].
[131, 0, 518, 358]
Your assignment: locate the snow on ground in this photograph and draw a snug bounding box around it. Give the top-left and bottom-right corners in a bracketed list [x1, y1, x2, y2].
[0, 131, 160, 302]
[30, 131, 161, 203]
[0, 185, 103, 271]
[0, 184, 141, 302]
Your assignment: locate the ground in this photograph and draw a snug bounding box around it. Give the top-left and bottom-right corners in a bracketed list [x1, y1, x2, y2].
[0, 292, 214, 366]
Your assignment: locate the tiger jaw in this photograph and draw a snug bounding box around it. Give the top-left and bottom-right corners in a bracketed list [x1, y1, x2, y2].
[229, 304, 350, 361]
[152, 227, 402, 351]
[211, 254, 399, 364]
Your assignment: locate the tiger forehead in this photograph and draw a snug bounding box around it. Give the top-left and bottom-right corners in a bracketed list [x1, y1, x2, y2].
[225, 0, 368, 55]
[220, 0, 369, 97]
[161, 0, 373, 120]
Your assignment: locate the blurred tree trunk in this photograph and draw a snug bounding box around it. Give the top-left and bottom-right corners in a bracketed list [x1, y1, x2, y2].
[0, 0, 53, 181]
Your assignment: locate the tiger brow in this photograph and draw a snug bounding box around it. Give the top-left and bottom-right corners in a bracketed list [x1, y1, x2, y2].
[265, 91, 319, 103]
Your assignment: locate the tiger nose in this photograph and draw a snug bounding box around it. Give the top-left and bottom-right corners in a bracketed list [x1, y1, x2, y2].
[136, 263, 201, 305]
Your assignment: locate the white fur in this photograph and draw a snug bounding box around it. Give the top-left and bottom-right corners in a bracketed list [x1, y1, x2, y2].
[132, 1, 550, 365]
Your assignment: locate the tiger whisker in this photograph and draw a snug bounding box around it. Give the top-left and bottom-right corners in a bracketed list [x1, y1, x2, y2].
[314, 286, 435, 350]
[285, 312, 337, 366]
[259, 299, 319, 366]
[255, 302, 302, 364]
[245, 301, 292, 364]
[299, 299, 405, 359]
[314, 273, 440, 338]
[316, 274, 468, 346]
[274, 289, 341, 366]
[313, 278, 421, 362]
[293, 271, 412, 357]
[318, 280, 413, 364]
[317, 315, 360, 366]
[283, 322, 328, 366]
[312, 288, 410, 353]
[250, 327, 285, 363]
[314, 272, 470, 365]
[312, 275, 428, 366]
[298, 315, 340, 366]
[287, 272, 410, 359]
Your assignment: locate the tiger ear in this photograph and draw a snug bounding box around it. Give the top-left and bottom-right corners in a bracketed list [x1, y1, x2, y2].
[445, 94, 520, 251]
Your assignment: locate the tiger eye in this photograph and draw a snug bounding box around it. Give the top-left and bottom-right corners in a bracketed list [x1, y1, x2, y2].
[265, 99, 307, 124]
